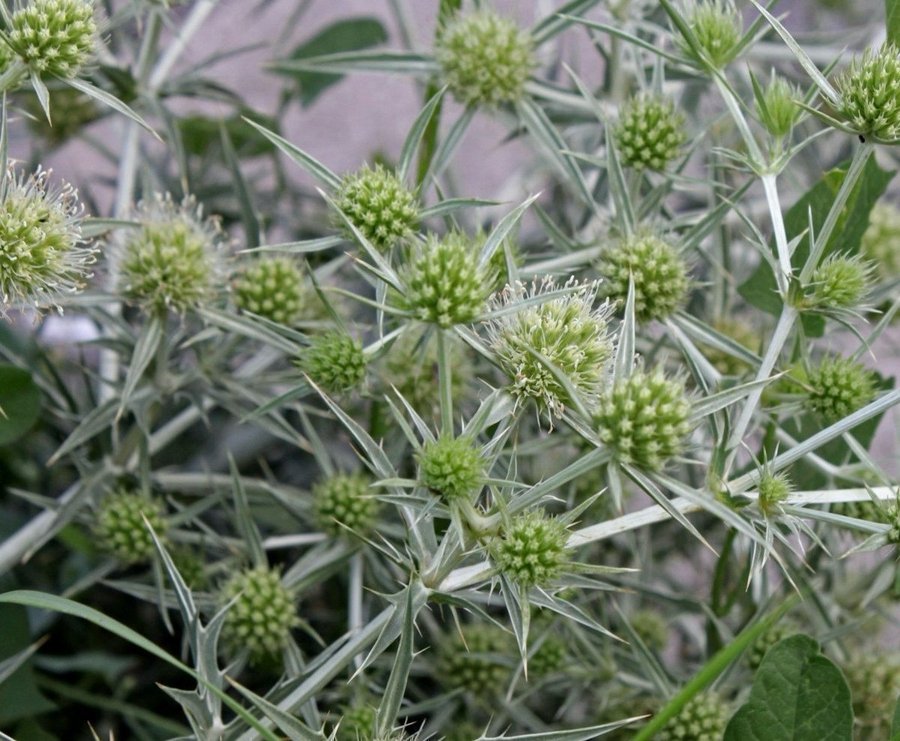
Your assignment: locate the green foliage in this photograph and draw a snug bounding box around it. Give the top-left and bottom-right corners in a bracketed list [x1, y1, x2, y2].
[0, 365, 41, 446]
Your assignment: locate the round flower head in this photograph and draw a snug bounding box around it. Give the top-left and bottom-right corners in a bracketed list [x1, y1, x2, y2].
[334, 164, 418, 252]
[861, 202, 900, 275]
[529, 633, 567, 677]
[7, 0, 97, 79]
[418, 435, 484, 503]
[298, 331, 366, 393]
[598, 232, 689, 323]
[335, 704, 376, 741]
[220, 565, 298, 663]
[658, 693, 730, 741]
[757, 74, 800, 139]
[399, 231, 490, 328]
[748, 619, 799, 670]
[630, 609, 668, 652]
[234, 257, 305, 325]
[0, 166, 93, 315]
[806, 356, 876, 425]
[845, 656, 900, 737]
[594, 368, 692, 471]
[677, 0, 743, 70]
[756, 470, 792, 517]
[491, 509, 569, 589]
[806, 253, 872, 310]
[614, 94, 686, 171]
[312, 473, 379, 538]
[438, 623, 512, 696]
[94, 489, 167, 565]
[835, 44, 900, 143]
[487, 278, 614, 418]
[119, 194, 221, 315]
[435, 9, 535, 108]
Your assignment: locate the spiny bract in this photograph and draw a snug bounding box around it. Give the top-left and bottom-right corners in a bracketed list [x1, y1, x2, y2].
[334, 164, 418, 252]
[835, 44, 900, 143]
[657, 693, 730, 741]
[614, 94, 686, 171]
[435, 9, 535, 107]
[598, 232, 689, 323]
[806, 356, 877, 425]
[758, 74, 800, 139]
[418, 435, 484, 503]
[298, 331, 367, 393]
[234, 257, 305, 325]
[94, 490, 167, 565]
[491, 509, 569, 589]
[312, 473, 379, 537]
[7, 0, 97, 78]
[594, 368, 692, 470]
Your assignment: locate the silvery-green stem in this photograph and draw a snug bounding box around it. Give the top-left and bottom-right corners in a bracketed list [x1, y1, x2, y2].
[349, 551, 364, 669]
[437, 329, 454, 437]
[761, 172, 791, 295]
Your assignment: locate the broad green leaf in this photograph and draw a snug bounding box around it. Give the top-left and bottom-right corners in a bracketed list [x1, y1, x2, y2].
[890, 0, 900, 46]
[0, 365, 41, 446]
[0, 605, 55, 725]
[277, 17, 389, 107]
[724, 635, 852, 741]
[178, 110, 278, 157]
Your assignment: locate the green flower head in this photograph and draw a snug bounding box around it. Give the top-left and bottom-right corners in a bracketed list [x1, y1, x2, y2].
[806, 253, 872, 310]
[757, 74, 800, 139]
[298, 331, 367, 393]
[757, 470, 792, 517]
[334, 164, 418, 252]
[806, 356, 876, 424]
[94, 489, 167, 565]
[658, 693, 730, 741]
[845, 656, 900, 737]
[614, 94, 686, 171]
[861, 202, 900, 275]
[312, 473, 379, 538]
[491, 509, 569, 589]
[835, 44, 900, 143]
[7, 0, 98, 79]
[234, 257, 305, 325]
[438, 623, 512, 696]
[418, 435, 484, 503]
[748, 619, 799, 669]
[435, 9, 535, 107]
[677, 0, 743, 70]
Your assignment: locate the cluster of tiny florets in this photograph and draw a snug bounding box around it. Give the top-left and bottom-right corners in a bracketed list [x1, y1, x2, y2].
[529, 634, 567, 677]
[594, 369, 692, 470]
[220, 566, 298, 663]
[758, 75, 800, 139]
[234, 257, 305, 325]
[835, 44, 900, 143]
[614, 95, 686, 171]
[844, 656, 900, 738]
[435, 9, 535, 108]
[313, 473, 379, 537]
[598, 233, 689, 323]
[334, 165, 418, 252]
[757, 470, 792, 517]
[298, 331, 367, 393]
[491, 509, 569, 589]
[630, 609, 669, 652]
[487, 277, 614, 417]
[0, 166, 93, 315]
[861, 202, 900, 275]
[748, 619, 799, 669]
[400, 231, 489, 327]
[94, 490, 167, 565]
[418, 435, 483, 503]
[119, 194, 221, 315]
[657, 693, 730, 741]
[677, 0, 743, 70]
[334, 704, 376, 741]
[806, 253, 872, 310]
[7, 0, 97, 79]
[806, 356, 877, 425]
[438, 624, 512, 696]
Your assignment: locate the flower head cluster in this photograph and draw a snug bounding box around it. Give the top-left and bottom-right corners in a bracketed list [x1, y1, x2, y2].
[94, 489, 167, 565]
[630, 609, 668, 651]
[491, 509, 569, 589]
[220, 566, 298, 663]
[438, 624, 512, 696]
[757, 470, 792, 517]
[529, 633, 567, 677]
[435, 9, 535, 107]
[312, 473, 379, 537]
[0, 167, 93, 315]
[806, 253, 872, 310]
[418, 435, 483, 503]
[835, 44, 900, 143]
[757, 75, 800, 139]
[845, 656, 900, 738]
[7, 0, 97, 79]
[677, 0, 743, 70]
[399, 231, 490, 327]
[657, 693, 730, 741]
[598, 232, 689, 323]
[594, 368, 692, 471]
[748, 619, 799, 669]
[861, 202, 900, 275]
[119, 194, 222, 315]
[234, 257, 305, 325]
[335, 704, 376, 741]
[614, 95, 686, 171]
[806, 356, 876, 425]
[487, 278, 614, 417]
[334, 164, 418, 252]
[298, 331, 367, 393]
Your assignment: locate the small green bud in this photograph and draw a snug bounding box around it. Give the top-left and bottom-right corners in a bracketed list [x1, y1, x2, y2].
[491, 509, 569, 589]
[835, 44, 900, 143]
[298, 331, 367, 393]
[220, 566, 298, 663]
[677, 0, 743, 70]
[435, 9, 535, 107]
[845, 656, 900, 737]
[861, 202, 900, 275]
[419, 435, 483, 503]
[757, 74, 800, 139]
[119, 194, 221, 315]
[399, 231, 490, 328]
[748, 619, 799, 669]
[757, 470, 792, 517]
[614, 94, 686, 171]
[630, 609, 668, 652]
[438, 624, 512, 696]
[7, 0, 97, 79]
[234, 257, 305, 325]
[806, 356, 877, 424]
[657, 693, 730, 741]
[0, 167, 94, 315]
[312, 473, 379, 538]
[94, 490, 167, 565]
[598, 232, 690, 323]
[594, 369, 692, 471]
[806, 253, 872, 309]
[334, 164, 418, 252]
[487, 277, 614, 417]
